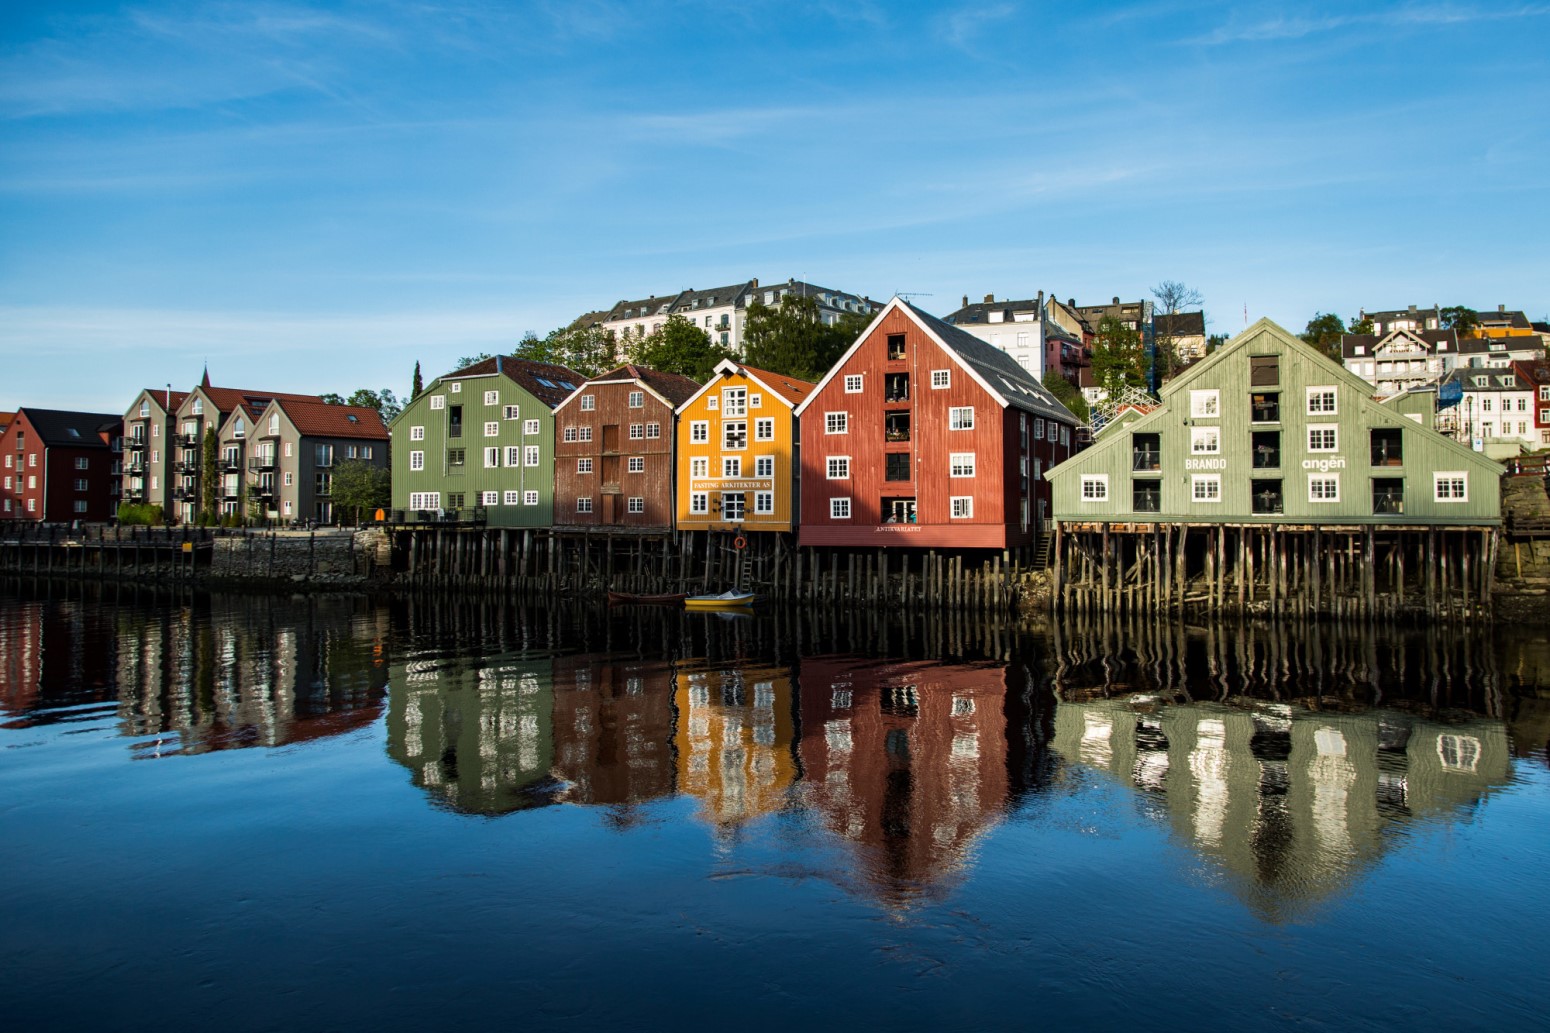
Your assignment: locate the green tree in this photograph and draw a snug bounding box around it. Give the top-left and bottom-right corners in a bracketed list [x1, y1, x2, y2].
[1042, 370, 1089, 423]
[330, 460, 391, 524]
[741, 294, 860, 381]
[538, 321, 617, 378]
[456, 351, 495, 368]
[629, 315, 729, 382]
[1091, 316, 1146, 397]
[200, 427, 219, 524]
[1440, 306, 1481, 335]
[1348, 315, 1375, 335]
[1206, 333, 1229, 353]
[412, 361, 423, 398]
[323, 388, 401, 422]
[1300, 312, 1347, 360]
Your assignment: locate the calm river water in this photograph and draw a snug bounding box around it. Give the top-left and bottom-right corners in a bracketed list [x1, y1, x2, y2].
[2, 582, 1547, 1031]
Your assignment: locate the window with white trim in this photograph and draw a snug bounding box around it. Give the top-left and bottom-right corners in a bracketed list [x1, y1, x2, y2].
[723, 457, 741, 478]
[754, 491, 773, 514]
[830, 497, 851, 519]
[484, 390, 499, 405]
[628, 391, 644, 408]
[690, 492, 708, 514]
[690, 457, 708, 478]
[484, 421, 499, 437]
[706, 396, 718, 410]
[755, 417, 774, 441]
[506, 446, 521, 466]
[931, 369, 950, 389]
[949, 407, 974, 430]
[524, 446, 540, 466]
[482, 491, 499, 505]
[524, 490, 538, 505]
[1191, 427, 1220, 454]
[503, 405, 520, 420]
[578, 426, 592, 442]
[749, 394, 762, 408]
[690, 421, 708, 443]
[950, 496, 972, 518]
[825, 412, 848, 434]
[723, 387, 747, 416]
[484, 447, 500, 468]
[577, 497, 593, 513]
[504, 491, 520, 505]
[409, 450, 424, 471]
[827, 456, 850, 479]
[1192, 475, 1221, 502]
[1434, 472, 1467, 501]
[1307, 387, 1337, 414]
[577, 457, 593, 473]
[950, 452, 975, 477]
[627, 497, 644, 513]
[430, 395, 445, 410]
[1309, 474, 1340, 502]
[723, 421, 746, 450]
[1033, 417, 1045, 438]
[563, 426, 579, 442]
[629, 423, 644, 440]
[409, 492, 441, 510]
[628, 456, 644, 473]
[523, 419, 540, 436]
[646, 422, 661, 439]
[449, 382, 461, 393]
[1081, 475, 1108, 501]
[844, 375, 863, 394]
[580, 394, 595, 411]
[1307, 425, 1337, 452]
[754, 456, 773, 477]
[1190, 390, 1219, 418]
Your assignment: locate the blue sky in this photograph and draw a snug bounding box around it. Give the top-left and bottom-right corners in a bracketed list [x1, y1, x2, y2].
[3, 0, 1547, 412]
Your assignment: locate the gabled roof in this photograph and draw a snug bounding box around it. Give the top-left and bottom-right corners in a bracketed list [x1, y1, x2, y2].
[1341, 328, 1456, 358]
[675, 359, 816, 415]
[605, 293, 683, 322]
[797, 298, 1076, 424]
[1441, 368, 1529, 392]
[130, 388, 190, 414]
[16, 407, 121, 447]
[942, 298, 1043, 326]
[271, 399, 389, 440]
[1155, 311, 1206, 337]
[1510, 358, 1550, 385]
[556, 364, 703, 413]
[438, 355, 586, 410]
[671, 281, 756, 312]
[196, 385, 321, 419]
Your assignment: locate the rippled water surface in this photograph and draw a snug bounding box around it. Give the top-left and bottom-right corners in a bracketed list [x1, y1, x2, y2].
[2, 584, 1547, 1031]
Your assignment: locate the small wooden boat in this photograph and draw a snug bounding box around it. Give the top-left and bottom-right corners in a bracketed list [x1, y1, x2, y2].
[684, 590, 756, 610]
[608, 590, 688, 606]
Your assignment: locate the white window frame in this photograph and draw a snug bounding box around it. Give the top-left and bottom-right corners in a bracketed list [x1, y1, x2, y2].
[1308, 473, 1340, 502]
[629, 423, 644, 440]
[576, 497, 593, 513]
[722, 387, 747, 416]
[754, 491, 773, 514]
[577, 458, 593, 474]
[1307, 424, 1338, 452]
[580, 394, 595, 411]
[1434, 471, 1467, 502]
[689, 491, 708, 515]
[722, 457, 741, 478]
[830, 497, 851, 519]
[950, 452, 975, 478]
[627, 497, 645, 514]
[628, 391, 645, 408]
[1191, 427, 1220, 454]
[504, 490, 520, 505]
[950, 496, 972, 518]
[506, 446, 522, 466]
[484, 421, 499, 437]
[523, 490, 539, 506]
[524, 446, 540, 466]
[430, 395, 445, 410]
[449, 382, 461, 393]
[754, 455, 774, 478]
[483, 447, 500, 468]
[1190, 390, 1220, 418]
[627, 456, 645, 473]
[481, 490, 499, 506]
[827, 456, 850, 480]
[503, 405, 520, 420]
[931, 369, 950, 389]
[409, 450, 424, 471]
[646, 422, 661, 439]
[484, 390, 500, 405]
[1307, 386, 1338, 415]
[949, 407, 974, 430]
[690, 457, 709, 478]
[523, 419, 540, 436]
[825, 412, 848, 435]
[1081, 475, 1108, 501]
[844, 374, 863, 394]
[690, 420, 709, 443]
[755, 417, 774, 441]
[1191, 474, 1222, 503]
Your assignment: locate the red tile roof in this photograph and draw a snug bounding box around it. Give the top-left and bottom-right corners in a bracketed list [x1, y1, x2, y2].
[441, 356, 587, 410]
[739, 363, 817, 408]
[274, 399, 389, 440]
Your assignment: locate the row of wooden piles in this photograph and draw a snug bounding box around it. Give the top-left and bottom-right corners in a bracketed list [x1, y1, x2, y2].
[396, 527, 1038, 613]
[1052, 523, 1499, 622]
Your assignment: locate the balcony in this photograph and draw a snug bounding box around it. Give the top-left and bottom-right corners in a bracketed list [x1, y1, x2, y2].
[179, 434, 200, 448]
[127, 438, 146, 452]
[884, 373, 910, 402]
[1250, 393, 1280, 423]
[1373, 478, 1404, 515]
[1131, 450, 1160, 472]
[885, 412, 911, 443]
[222, 457, 242, 472]
[1370, 429, 1404, 467]
[1132, 484, 1161, 513]
[1251, 480, 1284, 515]
[248, 456, 277, 471]
[1251, 430, 1281, 470]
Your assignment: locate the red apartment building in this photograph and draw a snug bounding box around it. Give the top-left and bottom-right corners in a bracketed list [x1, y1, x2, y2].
[0, 408, 124, 523]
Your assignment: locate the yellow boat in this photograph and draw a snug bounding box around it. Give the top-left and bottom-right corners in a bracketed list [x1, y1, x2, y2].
[684, 590, 756, 610]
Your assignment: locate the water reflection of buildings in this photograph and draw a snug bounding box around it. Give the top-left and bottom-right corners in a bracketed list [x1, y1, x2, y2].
[797, 658, 1015, 906]
[385, 653, 559, 815]
[673, 663, 796, 829]
[551, 655, 677, 812]
[114, 599, 389, 756]
[1053, 699, 1513, 919]
[0, 600, 119, 720]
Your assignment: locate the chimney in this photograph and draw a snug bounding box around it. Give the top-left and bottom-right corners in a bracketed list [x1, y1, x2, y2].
[1037, 290, 1044, 306]
[984, 293, 995, 304]
[1408, 304, 1417, 313]
[750, 278, 757, 288]
[1068, 298, 1076, 308]
[1113, 296, 1120, 305]
[1499, 304, 1506, 312]
[962, 295, 969, 308]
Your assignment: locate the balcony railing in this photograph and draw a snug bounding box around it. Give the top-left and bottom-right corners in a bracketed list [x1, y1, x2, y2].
[885, 430, 911, 443]
[179, 434, 200, 448]
[1252, 492, 1284, 515]
[222, 457, 242, 472]
[127, 439, 146, 451]
[1373, 494, 1405, 515]
[1132, 490, 1161, 513]
[1132, 450, 1160, 472]
[248, 456, 277, 471]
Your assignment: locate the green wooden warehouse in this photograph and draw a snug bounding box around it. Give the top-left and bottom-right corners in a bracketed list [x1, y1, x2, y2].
[1046, 319, 1502, 619]
[390, 356, 585, 527]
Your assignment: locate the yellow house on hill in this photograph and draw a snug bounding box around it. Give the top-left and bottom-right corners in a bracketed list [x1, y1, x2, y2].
[674, 359, 814, 534]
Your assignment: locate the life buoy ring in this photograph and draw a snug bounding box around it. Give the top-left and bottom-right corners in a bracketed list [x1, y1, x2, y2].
[733, 535, 747, 550]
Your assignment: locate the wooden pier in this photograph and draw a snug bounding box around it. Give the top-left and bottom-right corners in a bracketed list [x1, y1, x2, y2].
[0, 525, 210, 581]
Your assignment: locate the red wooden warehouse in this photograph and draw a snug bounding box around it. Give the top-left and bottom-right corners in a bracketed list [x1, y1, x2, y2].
[554, 364, 701, 529]
[795, 298, 1079, 549]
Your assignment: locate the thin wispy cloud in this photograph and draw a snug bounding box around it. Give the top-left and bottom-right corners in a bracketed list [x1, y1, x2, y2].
[1186, 3, 1550, 45]
[941, 2, 1020, 51]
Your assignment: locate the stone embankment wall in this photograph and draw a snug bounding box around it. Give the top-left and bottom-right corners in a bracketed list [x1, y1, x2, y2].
[1498, 475, 1550, 620]
[209, 529, 392, 586]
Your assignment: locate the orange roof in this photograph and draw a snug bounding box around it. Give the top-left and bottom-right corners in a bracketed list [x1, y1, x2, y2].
[201, 385, 323, 418]
[273, 399, 389, 440]
[738, 363, 817, 408]
[136, 390, 190, 412]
